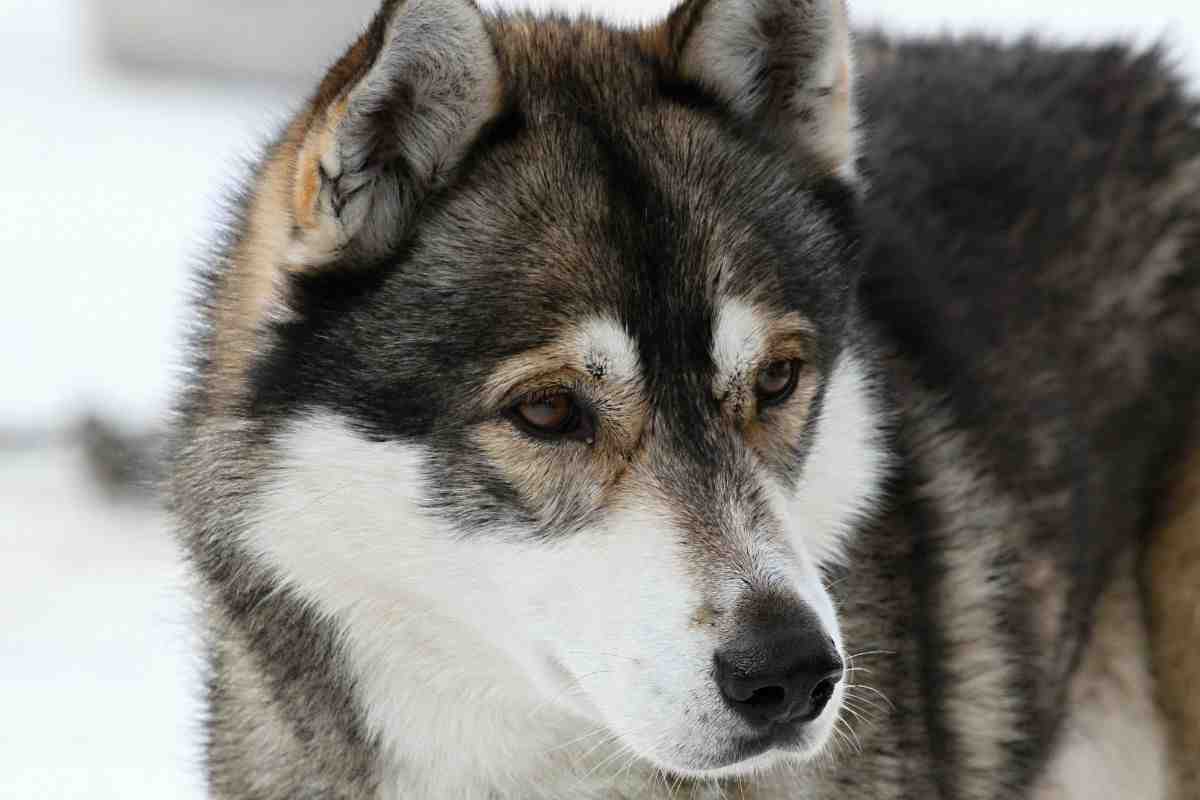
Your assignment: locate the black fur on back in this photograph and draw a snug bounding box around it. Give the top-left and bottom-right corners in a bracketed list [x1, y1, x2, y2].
[851, 36, 1200, 798]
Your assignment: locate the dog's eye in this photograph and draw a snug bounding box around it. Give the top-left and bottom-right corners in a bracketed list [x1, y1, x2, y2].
[509, 392, 594, 443]
[755, 360, 802, 408]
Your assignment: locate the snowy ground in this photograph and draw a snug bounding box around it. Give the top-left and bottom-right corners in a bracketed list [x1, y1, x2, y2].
[2, 0, 1197, 797]
[1, 442, 205, 799]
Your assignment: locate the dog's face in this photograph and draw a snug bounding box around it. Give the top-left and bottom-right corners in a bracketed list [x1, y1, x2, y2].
[216, 0, 887, 781]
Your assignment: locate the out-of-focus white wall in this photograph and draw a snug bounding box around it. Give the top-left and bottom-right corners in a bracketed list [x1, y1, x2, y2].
[93, 0, 379, 80]
[85, 0, 1200, 81]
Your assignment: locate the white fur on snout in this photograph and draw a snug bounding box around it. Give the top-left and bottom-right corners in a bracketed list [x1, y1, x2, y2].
[243, 355, 888, 794]
[710, 303, 890, 573]
[244, 415, 755, 792]
[244, 415, 598, 797]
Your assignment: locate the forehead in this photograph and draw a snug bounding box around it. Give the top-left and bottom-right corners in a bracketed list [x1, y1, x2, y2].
[266, 18, 857, 432]
[392, 96, 852, 367]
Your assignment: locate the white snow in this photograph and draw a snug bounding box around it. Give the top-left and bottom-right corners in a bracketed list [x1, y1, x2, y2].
[0, 442, 205, 799]
[0, 0, 301, 431]
[1, 0, 1196, 797]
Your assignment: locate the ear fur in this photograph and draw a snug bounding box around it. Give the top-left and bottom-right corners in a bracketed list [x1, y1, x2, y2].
[288, 0, 501, 266]
[669, 0, 859, 180]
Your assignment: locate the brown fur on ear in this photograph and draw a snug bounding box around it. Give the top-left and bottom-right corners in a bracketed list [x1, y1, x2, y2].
[666, 0, 859, 179]
[1146, 439, 1200, 799]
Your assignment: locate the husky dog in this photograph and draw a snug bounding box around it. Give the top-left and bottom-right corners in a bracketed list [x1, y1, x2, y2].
[171, 0, 1200, 797]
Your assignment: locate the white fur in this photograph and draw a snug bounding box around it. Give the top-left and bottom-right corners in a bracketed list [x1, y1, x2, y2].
[904, 396, 1024, 799]
[241, 335, 887, 795]
[1032, 559, 1169, 800]
[712, 298, 768, 396]
[248, 417, 743, 791]
[572, 316, 641, 387]
[784, 354, 891, 567]
[710, 296, 890, 566]
[1035, 693, 1169, 800]
[246, 419, 596, 798]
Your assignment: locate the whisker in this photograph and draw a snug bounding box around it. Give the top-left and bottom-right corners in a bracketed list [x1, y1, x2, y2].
[525, 667, 612, 721]
[843, 690, 887, 715]
[578, 728, 627, 764]
[543, 724, 611, 755]
[584, 741, 637, 780]
[846, 649, 896, 659]
[840, 700, 875, 728]
[561, 649, 642, 663]
[831, 721, 859, 755]
[613, 746, 644, 783]
[848, 682, 895, 710]
[840, 716, 864, 753]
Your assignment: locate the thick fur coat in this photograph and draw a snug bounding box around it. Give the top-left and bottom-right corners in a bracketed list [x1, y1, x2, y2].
[171, 1, 1200, 797]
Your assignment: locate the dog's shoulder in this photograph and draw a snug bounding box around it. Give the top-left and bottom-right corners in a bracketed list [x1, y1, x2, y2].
[846, 38, 1200, 794]
[857, 35, 1200, 496]
[857, 35, 1200, 218]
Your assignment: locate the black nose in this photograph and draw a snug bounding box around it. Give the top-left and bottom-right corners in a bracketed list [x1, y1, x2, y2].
[714, 602, 843, 728]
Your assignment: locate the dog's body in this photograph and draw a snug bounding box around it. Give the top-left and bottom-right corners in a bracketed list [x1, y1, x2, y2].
[171, 1, 1200, 797]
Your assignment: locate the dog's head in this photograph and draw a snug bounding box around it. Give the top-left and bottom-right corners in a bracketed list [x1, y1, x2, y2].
[198, 0, 888, 780]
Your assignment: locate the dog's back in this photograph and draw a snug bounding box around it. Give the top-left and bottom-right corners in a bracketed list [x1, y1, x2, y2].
[848, 37, 1200, 799]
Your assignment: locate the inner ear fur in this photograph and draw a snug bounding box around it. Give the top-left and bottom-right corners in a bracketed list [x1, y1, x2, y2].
[666, 0, 859, 180]
[287, 0, 502, 268]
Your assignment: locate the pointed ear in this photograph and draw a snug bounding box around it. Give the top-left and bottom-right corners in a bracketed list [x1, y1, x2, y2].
[288, 0, 501, 266]
[668, 0, 858, 179]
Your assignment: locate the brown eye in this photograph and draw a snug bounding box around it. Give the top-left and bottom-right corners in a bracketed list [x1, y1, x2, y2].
[755, 360, 801, 408]
[509, 392, 594, 442]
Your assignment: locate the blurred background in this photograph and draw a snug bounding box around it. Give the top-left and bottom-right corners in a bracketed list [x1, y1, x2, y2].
[1, 0, 1196, 796]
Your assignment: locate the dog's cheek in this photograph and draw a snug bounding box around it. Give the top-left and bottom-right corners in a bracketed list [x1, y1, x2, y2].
[781, 354, 891, 569]
[523, 508, 726, 753]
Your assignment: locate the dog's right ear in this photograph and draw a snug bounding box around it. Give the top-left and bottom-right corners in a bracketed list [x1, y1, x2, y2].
[287, 0, 501, 267]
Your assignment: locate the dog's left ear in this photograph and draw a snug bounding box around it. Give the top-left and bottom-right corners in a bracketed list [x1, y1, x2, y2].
[667, 0, 858, 179]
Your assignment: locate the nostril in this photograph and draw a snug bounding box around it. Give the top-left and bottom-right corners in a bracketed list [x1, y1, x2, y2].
[800, 676, 838, 722]
[812, 677, 837, 705]
[743, 684, 787, 710]
[713, 602, 844, 728]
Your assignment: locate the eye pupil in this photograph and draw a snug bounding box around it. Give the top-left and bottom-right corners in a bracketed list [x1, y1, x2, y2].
[756, 360, 801, 407]
[511, 392, 593, 442]
[520, 395, 571, 429]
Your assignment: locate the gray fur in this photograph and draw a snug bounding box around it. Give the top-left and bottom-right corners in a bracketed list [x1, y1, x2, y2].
[171, 3, 1200, 798]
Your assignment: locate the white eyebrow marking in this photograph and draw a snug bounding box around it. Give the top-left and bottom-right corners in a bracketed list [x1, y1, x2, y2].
[573, 316, 641, 386]
[712, 298, 769, 393]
